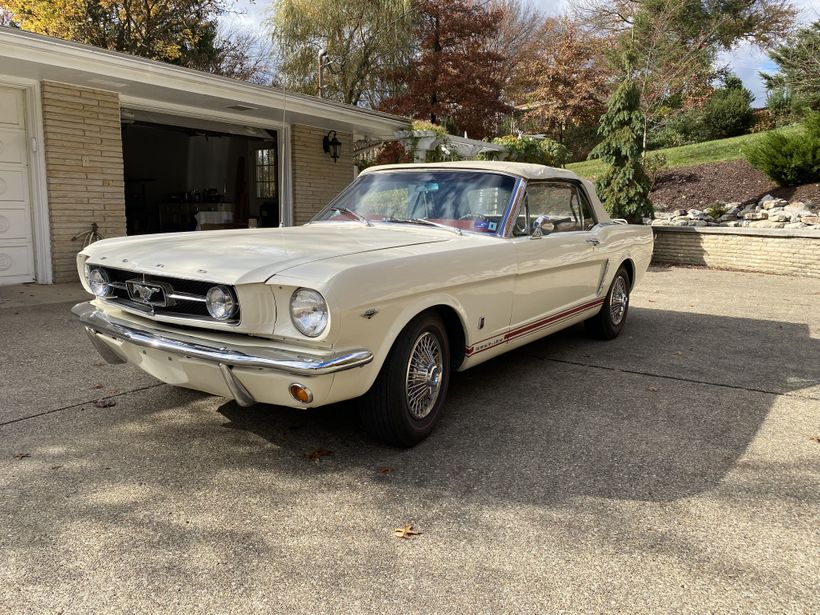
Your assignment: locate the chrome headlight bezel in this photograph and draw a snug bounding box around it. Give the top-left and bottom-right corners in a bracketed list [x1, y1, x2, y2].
[205, 285, 238, 321]
[85, 266, 111, 297]
[290, 288, 329, 338]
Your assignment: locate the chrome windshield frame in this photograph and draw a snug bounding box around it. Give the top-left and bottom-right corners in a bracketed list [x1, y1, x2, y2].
[310, 168, 524, 239]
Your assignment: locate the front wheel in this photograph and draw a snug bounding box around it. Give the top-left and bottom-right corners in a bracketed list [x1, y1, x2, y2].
[585, 266, 630, 340]
[359, 313, 450, 447]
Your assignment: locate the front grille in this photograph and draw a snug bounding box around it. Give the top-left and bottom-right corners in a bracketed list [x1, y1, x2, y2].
[99, 267, 239, 323]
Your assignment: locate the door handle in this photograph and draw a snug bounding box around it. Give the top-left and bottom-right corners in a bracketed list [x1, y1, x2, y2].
[586, 238, 600, 246]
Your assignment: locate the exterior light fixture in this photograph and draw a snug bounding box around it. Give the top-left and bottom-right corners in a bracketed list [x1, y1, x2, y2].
[322, 130, 342, 163]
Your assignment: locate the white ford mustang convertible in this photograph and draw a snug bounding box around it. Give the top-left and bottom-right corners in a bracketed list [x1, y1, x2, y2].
[73, 161, 653, 446]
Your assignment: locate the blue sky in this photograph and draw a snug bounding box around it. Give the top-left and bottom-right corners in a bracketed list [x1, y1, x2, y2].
[224, 0, 820, 104]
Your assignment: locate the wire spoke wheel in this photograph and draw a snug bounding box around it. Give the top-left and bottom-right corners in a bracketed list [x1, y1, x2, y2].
[404, 331, 444, 419]
[609, 275, 628, 326]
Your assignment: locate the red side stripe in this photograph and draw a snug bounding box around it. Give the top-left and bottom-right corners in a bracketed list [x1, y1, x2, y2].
[464, 297, 604, 357]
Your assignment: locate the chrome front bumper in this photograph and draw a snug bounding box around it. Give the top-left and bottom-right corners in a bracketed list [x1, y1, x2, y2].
[72, 301, 373, 387]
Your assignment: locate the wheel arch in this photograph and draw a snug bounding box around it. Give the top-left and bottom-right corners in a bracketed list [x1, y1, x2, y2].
[619, 257, 636, 289]
[381, 297, 469, 373]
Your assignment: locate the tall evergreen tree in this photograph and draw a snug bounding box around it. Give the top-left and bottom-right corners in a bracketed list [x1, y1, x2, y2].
[589, 79, 653, 223]
[762, 20, 820, 113]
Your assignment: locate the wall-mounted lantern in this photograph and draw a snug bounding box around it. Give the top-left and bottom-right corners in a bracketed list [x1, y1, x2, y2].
[322, 130, 342, 163]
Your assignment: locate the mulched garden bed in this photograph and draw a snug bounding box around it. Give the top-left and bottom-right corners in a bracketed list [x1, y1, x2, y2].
[649, 159, 820, 213]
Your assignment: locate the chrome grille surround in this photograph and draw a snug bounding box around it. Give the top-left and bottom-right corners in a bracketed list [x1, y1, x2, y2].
[96, 266, 240, 324]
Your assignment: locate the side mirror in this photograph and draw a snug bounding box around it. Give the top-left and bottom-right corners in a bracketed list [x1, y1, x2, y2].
[531, 215, 555, 239]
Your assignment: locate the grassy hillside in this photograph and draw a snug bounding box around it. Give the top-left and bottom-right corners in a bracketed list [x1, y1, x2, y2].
[566, 128, 796, 180]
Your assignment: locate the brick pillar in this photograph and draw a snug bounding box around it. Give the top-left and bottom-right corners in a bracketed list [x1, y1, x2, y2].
[41, 81, 126, 282]
[290, 125, 354, 225]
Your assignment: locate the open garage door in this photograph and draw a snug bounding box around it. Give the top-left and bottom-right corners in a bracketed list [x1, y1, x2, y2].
[121, 110, 280, 235]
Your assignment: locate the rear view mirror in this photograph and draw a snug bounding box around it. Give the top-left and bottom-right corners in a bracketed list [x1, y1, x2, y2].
[531, 215, 555, 239]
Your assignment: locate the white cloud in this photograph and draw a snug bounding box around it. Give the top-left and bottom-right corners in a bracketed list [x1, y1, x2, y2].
[221, 0, 271, 31]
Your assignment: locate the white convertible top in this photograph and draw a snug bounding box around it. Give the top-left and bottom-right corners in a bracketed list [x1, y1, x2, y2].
[360, 161, 611, 224]
[360, 160, 579, 181]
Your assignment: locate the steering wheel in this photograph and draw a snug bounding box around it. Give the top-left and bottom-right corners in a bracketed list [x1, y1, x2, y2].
[458, 212, 488, 221]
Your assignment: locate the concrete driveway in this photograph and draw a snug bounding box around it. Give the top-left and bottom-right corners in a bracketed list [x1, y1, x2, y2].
[1, 267, 818, 613]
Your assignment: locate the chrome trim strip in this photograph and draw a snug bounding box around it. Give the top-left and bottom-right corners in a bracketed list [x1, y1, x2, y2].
[597, 260, 610, 296]
[72, 302, 374, 377]
[500, 177, 527, 238]
[103, 297, 239, 326]
[218, 363, 257, 406]
[167, 291, 207, 302]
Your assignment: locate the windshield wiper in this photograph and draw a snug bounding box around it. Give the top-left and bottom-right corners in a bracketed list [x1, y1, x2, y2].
[328, 206, 372, 227]
[384, 217, 462, 236]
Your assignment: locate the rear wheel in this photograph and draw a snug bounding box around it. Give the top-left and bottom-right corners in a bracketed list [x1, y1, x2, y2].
[585, 266, 630, 340]
[359, 312, 450, 447]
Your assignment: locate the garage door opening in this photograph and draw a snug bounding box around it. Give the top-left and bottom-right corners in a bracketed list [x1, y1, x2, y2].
[122, 114, 280, 235]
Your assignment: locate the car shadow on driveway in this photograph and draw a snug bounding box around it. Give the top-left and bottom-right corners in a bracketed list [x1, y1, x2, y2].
[216, 306, 820, 504]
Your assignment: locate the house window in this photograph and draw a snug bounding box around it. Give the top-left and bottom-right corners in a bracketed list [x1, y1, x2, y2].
[255, 147, 277, 199]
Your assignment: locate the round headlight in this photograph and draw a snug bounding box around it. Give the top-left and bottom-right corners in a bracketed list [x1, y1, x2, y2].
[86, 267, 111, 297]
[290, 288, 328, 337]
[206, 286, 238, 321]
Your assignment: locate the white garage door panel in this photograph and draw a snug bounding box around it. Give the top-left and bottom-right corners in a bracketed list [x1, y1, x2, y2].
[0, 89, 24, 127]
[0, 167, 26, 202]
[0, 128, 26, 164]
[0, 208, 31, 241]
[0, 245, 33, 278]
[0, 86, 34, 285]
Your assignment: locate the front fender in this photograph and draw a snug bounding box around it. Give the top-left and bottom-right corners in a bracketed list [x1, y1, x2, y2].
[332, 292, 472, 396]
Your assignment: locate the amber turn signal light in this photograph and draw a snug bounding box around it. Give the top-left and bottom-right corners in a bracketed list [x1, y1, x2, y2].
[289, 383, 313, 404]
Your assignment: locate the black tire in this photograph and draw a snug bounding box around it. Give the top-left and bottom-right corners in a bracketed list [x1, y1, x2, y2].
[585, 266, 631, 340]
[359, 312, 450, 447]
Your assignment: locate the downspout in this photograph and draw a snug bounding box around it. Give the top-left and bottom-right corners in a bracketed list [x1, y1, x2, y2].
[318, 49, 328, 98]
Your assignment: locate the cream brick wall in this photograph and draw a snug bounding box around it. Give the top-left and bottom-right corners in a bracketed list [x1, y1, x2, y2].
[291, 125, 355, 225]
[652, 228, 820, 278]
[41, 81, 125, 282]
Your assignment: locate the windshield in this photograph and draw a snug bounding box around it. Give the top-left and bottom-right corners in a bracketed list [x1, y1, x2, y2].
[313, 170, 518, 234]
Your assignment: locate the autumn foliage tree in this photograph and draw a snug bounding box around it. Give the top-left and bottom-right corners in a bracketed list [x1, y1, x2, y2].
[381, 0, 509, 139]
[1, 0, 272, 81]
[576, 0, 796, 148]
[522, 17, 611, 144]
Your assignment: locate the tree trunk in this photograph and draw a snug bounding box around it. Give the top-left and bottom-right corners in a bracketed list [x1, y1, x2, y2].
[642, 112, 648, 154]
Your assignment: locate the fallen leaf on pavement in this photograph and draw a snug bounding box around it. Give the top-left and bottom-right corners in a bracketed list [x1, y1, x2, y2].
[93, 384, 104, 389]
[94, 399, 116, 408]
[377, 466, 395, 474]
[305, 448, 333, 462]
[13, 453, 30, 460]
[394, 524, 421, 539]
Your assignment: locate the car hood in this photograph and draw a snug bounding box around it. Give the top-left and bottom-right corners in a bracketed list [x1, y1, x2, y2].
[81, 223, 453, 284]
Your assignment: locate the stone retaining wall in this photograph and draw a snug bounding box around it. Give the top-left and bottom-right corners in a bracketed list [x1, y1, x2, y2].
[652, 227, 820, 278]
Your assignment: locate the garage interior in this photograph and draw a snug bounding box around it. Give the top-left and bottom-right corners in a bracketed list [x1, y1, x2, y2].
[121, 111, 280, 235]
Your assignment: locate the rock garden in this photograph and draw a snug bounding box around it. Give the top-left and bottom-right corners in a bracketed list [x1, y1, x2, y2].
[651, 194, 820, 229]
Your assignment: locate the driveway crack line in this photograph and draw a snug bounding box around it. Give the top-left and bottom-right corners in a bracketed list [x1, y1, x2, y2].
[0, 383, 166, 427]
[533, 356, 820, 401]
